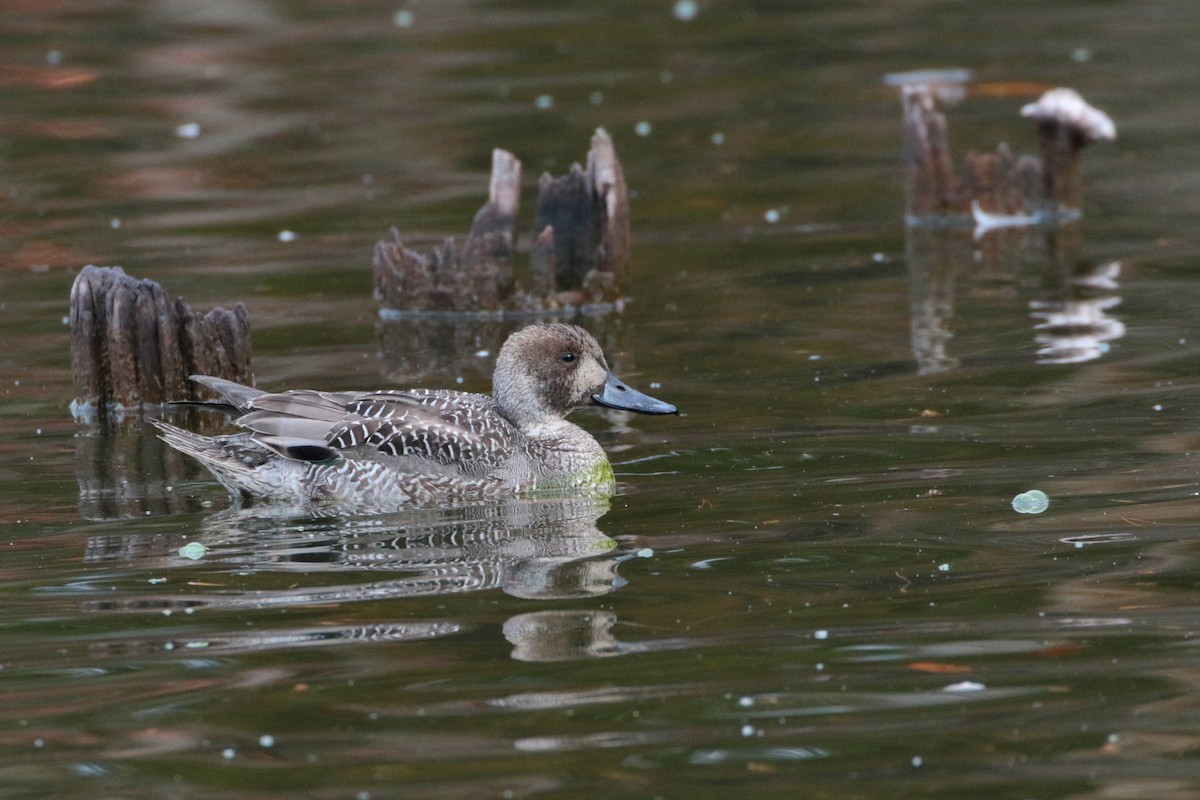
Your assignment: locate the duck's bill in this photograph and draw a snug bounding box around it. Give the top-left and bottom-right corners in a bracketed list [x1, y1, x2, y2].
[593, 372, 678, 415]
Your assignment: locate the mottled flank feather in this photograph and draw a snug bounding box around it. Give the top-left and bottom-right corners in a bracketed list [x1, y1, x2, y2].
[152, 323, 676, 511]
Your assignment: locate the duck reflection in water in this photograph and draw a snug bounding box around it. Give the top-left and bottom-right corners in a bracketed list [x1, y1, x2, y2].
[83, 495, 671, 662]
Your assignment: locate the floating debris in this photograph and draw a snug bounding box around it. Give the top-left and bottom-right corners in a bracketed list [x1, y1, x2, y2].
[178, 541, 207, 560]
[970, 200, 1043, 236]
[1011, 489, 1050, 514]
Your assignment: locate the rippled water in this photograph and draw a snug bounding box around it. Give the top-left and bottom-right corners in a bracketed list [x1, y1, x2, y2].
[4, 1, 1200, 797]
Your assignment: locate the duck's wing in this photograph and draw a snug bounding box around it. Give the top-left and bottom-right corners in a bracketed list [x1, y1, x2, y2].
[229, 388, 365, 463]
[324, 390, 519, 477]
[229, 388, 519, 477]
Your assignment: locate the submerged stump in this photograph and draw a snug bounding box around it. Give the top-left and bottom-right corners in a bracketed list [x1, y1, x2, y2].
[373, 128, 631, 315]
[893, 73, 1115, 223]
[70, 265, 252, 412]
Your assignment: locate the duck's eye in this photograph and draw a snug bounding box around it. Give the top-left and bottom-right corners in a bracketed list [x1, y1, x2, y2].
[561, 352, 576, 363]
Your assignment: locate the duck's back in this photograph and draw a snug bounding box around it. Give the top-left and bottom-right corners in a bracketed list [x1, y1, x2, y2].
[244, 386, 526, 479]
[316, 388, 610, 490]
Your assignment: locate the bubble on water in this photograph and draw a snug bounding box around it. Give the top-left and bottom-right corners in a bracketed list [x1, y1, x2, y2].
[393, 9, 413, 27]
[911, 755, 923, 767]
[175, 122, 200, 139]
[711, 131, 725, 145]
[764, 208, 781, 223]
[937, 563, 950, 572]
[221, 747, 236, 760]
[534, 94, 553, 110]
[813, 629, 828, 640]
[1012, 489, 1049, 514]
[590, 91, 604, 105]
[635, 120, 652, 137]
[636, 547, 654, 558]
[278, 230, 297, 243]
[259, 734, 275, 748]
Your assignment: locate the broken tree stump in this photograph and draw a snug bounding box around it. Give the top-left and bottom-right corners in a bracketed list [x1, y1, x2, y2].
[1020, 88, 1117, 215]
[374, 149, 521, 313]
[70, 265, 252, 412]
[900, 83, 960, 219]
[373, 128, 631, 315]
[531, 127, 630, 298]
[891, 71, 1115, 223]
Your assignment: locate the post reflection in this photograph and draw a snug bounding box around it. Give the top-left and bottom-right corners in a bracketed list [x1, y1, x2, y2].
[905, 223, 1124, 373]
[1030, 260, 1124, 365]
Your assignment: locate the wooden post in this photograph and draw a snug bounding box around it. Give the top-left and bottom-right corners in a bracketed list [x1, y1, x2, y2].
[70, 265, 251, 412]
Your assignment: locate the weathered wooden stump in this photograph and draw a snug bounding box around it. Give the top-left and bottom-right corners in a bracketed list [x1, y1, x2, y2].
[70, 265, 252, 412]
[374, 128, 631, 315]
[893, 73, 1115, 223]
[373, 149, 520, 313]
[1020, 88, 1116, 215]
[530, 128, 630, 300]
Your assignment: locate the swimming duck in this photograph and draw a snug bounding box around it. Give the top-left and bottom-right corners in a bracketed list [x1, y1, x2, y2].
[152, 323, 676, 508]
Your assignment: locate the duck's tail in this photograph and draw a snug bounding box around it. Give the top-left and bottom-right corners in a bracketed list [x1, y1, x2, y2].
[151, 418, 301, 500]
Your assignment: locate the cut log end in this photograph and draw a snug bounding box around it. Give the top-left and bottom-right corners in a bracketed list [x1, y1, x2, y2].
[69, 265, 252, 414]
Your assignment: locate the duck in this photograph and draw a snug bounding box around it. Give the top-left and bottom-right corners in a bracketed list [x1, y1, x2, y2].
[151, 323, 676, 509]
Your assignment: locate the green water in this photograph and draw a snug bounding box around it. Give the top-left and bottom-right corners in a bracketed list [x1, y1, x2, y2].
[3, 1, 1200, 798]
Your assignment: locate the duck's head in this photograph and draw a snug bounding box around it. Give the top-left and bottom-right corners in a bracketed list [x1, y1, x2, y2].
[492, 323, 677, 428]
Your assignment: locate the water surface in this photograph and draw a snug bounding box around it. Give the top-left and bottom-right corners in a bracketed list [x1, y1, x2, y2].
[3, 1, 1200, 798]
